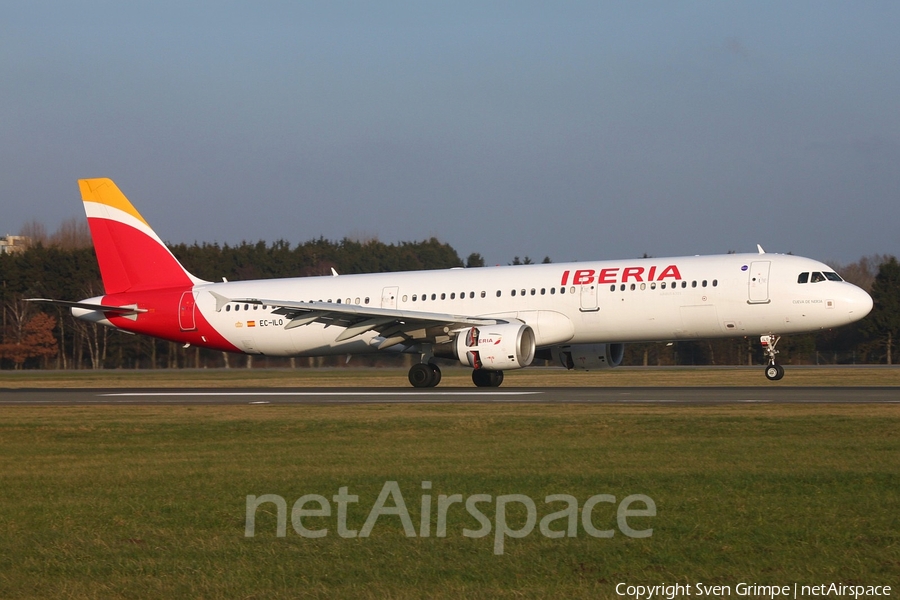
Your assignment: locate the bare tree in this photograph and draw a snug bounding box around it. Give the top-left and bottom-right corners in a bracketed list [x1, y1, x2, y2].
[18, 219, 47, 246]
[49, 217, 92, 249]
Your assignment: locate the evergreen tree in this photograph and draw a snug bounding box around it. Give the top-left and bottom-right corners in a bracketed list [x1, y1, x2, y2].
[863, 256, 900, 364]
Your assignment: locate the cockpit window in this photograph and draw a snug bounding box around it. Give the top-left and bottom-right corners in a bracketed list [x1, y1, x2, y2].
[798, 272, 809, 284]
[810, 272, 825, 283]
[824, 272, 842, 281]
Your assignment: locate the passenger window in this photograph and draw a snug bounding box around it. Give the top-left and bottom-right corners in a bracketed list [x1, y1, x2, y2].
[712, 280, 717, 287]
[511, 290, 516, 297]
[561, 287, 566, 294]
[681, 282, 687, 289]
[650, 282, 656, 290]
[522, 289, 527, 296]
[402, 295, 407, 302]
[702, 280, 707, 287]
[798, 272, 809, 284]
[365, 297, 370, 304]
[691, 281, 697, 288]
[226, 305, 231, 312]
[531, 289, 536, 295]
[551, 288, 556, 295]
[610, 285, 615, 292]
[431, 293, 436, 300]
[640, 283, 646, 290]
[661, 282, 666, 289]
[569, 286, 575, 294]
[496, 290, 501, 297]
[450, 293, 455, 300]
[541, 288, 546, 295]
[630, 283, 635, 291]
[441, 293, 446, 300]
[412, 294, 417, 301]
[620, 284, 625, 292]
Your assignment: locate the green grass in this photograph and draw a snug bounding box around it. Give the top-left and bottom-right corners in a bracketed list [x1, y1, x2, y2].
[1, 365, 899, 388]
[0, 404, 898, 598]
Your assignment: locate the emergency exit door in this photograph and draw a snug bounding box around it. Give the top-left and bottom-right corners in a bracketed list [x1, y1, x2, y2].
[179, 291, 197, 331]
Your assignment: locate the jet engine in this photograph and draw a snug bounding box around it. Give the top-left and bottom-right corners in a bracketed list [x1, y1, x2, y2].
[551, 343, 625, 370]
[438, 320, 536, 371]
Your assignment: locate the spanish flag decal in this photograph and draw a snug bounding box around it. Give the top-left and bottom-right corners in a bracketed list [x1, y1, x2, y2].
[247, 321, 256, 327]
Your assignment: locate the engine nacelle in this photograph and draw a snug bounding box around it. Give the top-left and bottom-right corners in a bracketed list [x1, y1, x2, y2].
[448, 320, 536, 371]
[552, 343, 625, 370]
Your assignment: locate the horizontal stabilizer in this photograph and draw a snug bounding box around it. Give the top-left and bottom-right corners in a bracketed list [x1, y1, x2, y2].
[26, 298, 147, 314]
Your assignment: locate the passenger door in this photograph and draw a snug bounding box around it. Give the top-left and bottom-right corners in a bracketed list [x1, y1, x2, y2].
[748, 261, 771, 304]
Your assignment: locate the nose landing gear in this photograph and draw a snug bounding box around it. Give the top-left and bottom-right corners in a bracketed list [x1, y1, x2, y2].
[760, 335, 784, 381]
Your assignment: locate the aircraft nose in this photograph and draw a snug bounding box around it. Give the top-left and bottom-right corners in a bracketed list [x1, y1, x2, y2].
[847, 285, 873, 323]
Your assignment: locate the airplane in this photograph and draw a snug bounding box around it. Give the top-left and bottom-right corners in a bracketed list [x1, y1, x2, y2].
[29, 178, 873, 387]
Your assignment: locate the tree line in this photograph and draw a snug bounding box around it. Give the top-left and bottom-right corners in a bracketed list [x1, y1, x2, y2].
[1, 232, 898, 369]
[0, 236, 463, 370]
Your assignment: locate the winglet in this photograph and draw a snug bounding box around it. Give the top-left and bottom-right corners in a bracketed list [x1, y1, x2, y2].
[757, 244, 766, 254]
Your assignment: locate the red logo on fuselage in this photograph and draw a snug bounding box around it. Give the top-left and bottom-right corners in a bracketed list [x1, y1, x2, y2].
[560, 265, 682, 286]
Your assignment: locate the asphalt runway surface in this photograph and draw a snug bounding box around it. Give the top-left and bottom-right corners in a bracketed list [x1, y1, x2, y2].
[0, 387, 898, 405]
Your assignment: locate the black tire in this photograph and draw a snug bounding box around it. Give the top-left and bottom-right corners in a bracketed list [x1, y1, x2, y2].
[488, 371, 504, 387]
[428, 363, 442, 387]
[472, 369, 504, 387]
[409, 363, 435, 388]
[765, 364, 785, 381]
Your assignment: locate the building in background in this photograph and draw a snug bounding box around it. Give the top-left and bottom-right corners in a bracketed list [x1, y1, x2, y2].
[0, 235, 30, 254]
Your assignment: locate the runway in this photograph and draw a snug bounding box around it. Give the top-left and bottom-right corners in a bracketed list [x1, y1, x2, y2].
[0, 387, 898, 405]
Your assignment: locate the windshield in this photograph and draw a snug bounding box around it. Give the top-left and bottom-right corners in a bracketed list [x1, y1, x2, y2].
[798, 271, 844, 283]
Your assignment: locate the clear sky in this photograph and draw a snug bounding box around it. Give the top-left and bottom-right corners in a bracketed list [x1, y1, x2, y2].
[2, 2, 899, 266]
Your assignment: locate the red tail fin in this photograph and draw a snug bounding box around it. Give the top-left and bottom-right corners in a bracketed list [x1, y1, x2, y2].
[79, 179, 203, 294]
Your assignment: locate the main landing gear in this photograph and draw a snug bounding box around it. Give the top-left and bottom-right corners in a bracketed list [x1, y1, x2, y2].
[408, 362, 442, 388]
[760, 334, 785, 381]
[472, 369, 504, 387]
[407, 363, 506, 388]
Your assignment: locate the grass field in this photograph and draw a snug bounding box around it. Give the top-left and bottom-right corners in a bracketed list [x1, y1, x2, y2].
[1, 364, 899, 388]
[1, 400, 898, 599]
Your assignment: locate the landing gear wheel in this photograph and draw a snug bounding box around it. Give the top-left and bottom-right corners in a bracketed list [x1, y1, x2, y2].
[472, 369, 504, 387]
[760, 335, 785, 381]
[764, 364, 784, 381]
[428, 363, 442, 387]
[409, 363, 436, 388]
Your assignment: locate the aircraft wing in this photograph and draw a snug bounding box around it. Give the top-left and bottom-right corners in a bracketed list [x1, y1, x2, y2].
[209, 291, 503, 349]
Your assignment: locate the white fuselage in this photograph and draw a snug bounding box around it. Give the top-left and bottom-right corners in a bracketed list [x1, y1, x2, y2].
[184, 253, 871, 357]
